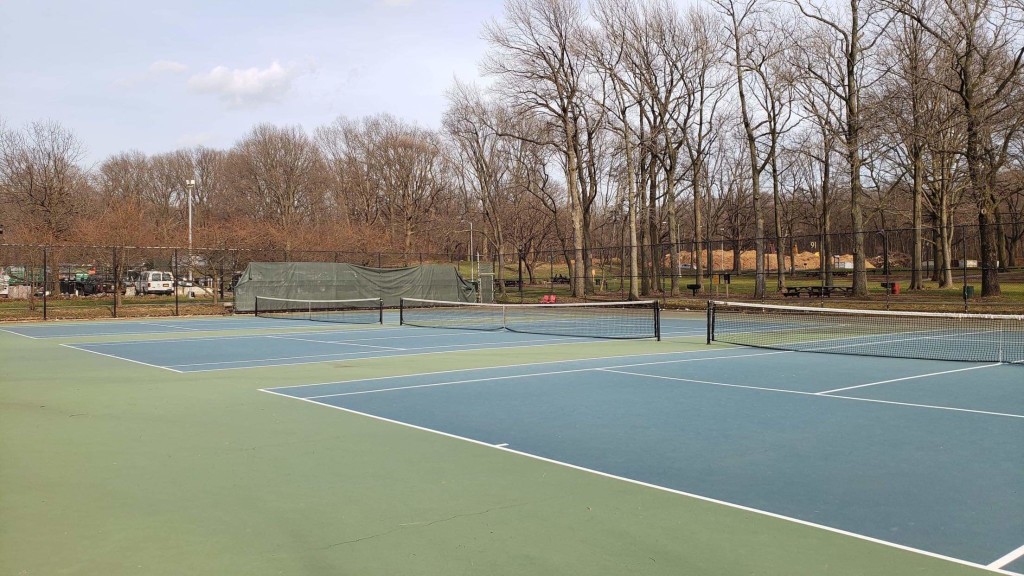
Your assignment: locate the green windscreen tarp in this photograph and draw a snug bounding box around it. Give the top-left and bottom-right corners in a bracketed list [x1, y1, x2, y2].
[232, 262, 476, 312]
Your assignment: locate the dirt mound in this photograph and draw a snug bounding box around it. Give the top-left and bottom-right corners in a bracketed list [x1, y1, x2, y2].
[679, 250, 874, 270]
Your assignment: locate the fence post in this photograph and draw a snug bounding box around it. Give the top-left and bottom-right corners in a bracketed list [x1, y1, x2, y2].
[174, 248, 180, 316]
[883, 231, 891, 309]
[42, 246, 48, 320]
[961, 225, 969, 312]
[112, 246, 118, 318]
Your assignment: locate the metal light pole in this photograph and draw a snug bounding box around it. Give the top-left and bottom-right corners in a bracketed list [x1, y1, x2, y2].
[186, 179, 195, 282]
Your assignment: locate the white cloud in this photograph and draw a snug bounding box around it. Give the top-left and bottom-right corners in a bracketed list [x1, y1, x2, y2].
[187, 61, 305, 107]
[150, 60, 188, 73]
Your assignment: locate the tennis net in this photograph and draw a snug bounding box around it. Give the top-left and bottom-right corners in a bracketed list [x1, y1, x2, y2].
[255, 296, 383, 324]
[400, 298, 660, 340]
[708, 300, 1024, 364]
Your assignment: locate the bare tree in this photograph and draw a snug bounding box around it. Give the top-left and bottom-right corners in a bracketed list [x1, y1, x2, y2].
[677, 6, 730, 295]
[745, 10, 799, 290]
[364, 116, 449, 263]
[149, 150, 195, 244]
[791, 0, 889, 296]
[484, 0, 591, 297]
[792, 47, 843, 286]
[876, 0, 940, 289]
[888, 0, 1024, 296]
[444, 80, 513, 289]
[0, 120, 88, 244]
[714, 0, 769, 297]
[228, 124, 328, 255]
[589, 0, 645, 299]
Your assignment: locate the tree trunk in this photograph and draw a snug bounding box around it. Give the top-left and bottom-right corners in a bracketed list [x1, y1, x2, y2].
[623, 126, 641, 301]
[564, 122, 586, 298]
[771, 151, 786, 290]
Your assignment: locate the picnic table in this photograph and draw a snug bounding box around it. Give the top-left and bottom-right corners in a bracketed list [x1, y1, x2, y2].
[782, 286, 853, 298]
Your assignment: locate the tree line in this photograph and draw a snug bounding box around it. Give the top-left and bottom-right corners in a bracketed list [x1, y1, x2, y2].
[1, 0, 1022, 299]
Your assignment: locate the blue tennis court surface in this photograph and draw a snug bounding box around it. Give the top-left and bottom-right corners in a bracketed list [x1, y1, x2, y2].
[56, 315, 704, 372]
[0, 316, 300, 338]
[266, 350, 1024, 572]
[62, 326, 690, 372]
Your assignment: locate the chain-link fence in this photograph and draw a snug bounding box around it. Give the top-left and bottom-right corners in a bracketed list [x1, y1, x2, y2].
[2, 223, 1021, 320]
[486, 222, 1023, 311]
[0, 244, 463, 321]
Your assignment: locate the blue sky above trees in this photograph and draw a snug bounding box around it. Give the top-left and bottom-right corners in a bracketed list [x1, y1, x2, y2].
[0, 0, 503, 164]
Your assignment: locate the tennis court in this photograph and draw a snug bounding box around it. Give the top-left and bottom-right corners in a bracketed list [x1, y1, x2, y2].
[1, 301, 1022, 576]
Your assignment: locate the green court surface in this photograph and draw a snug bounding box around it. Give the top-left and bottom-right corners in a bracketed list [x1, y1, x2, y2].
[1, 313, 1020, 576]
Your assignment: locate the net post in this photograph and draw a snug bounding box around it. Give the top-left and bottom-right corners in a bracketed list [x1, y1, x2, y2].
[378, 298, 383, 324]
[654, 301, 661, 341]
[254, 296, 259, 317]
[399, 298, 405, 326]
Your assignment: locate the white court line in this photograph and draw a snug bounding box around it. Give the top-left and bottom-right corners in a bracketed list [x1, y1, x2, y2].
[74, 326, 406, 346]
[265, 347, 746, 392]
[305, 352, 790, 399]
[600, 369, 1024, 420]
[660, 330, 705, 337]
[258, 388, 1017, 576]
[171, 349, 402, 368]
[817, 364, 1003, 395]
[0, 327, 40, 339]
[266, 335, 405, 351]
[13, 328, 211, 339]
[137, 321, 206, 332]
[60, 343, 184, 373]
[284, 330, 480, 344]
[172, 334, 635, 372]
[990, 543, 1024, 569]
[769, 327, 1007, 356]
[0, 318, 353, 340]
[71, 325, 518, 347]
[804, 328, 1004, 352]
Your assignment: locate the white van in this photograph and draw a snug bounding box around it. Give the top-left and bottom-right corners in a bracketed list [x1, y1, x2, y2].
[132, 271, 174, 295]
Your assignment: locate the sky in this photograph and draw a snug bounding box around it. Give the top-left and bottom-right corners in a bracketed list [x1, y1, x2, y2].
[0, 0, 504, 165]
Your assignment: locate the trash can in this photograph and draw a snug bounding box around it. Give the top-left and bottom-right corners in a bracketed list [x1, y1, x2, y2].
[890, 282, 899, 295]
[963, 285, 974, 298]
